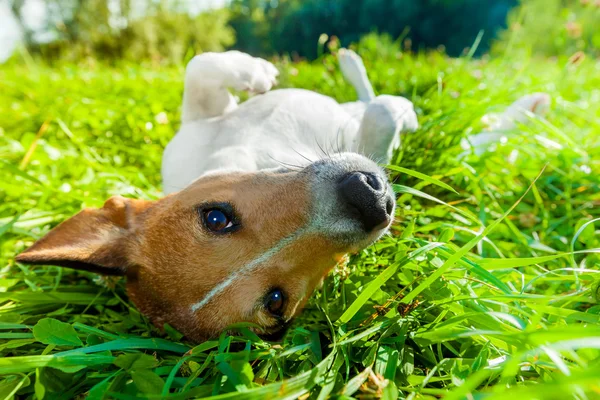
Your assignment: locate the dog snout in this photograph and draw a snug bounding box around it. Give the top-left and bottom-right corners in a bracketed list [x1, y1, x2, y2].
[338, 171, 394, 232]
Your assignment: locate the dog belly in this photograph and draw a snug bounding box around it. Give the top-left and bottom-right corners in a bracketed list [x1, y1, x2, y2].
[231, 90, 360, 156]
[162, 89, 360, 193]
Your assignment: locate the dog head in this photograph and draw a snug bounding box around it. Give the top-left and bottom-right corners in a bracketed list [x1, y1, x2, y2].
[16, 153, 395, 341]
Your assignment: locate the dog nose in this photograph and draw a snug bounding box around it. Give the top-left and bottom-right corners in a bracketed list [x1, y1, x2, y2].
[338, 171, 393, 231]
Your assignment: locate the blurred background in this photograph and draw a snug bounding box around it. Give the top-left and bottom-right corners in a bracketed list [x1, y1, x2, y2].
[2, 0, 599, 65]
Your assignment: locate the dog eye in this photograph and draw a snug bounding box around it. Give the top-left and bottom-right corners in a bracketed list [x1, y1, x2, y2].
[265, 289, 285, 316]
[198, 203, 240, 234]
[203, 209, 233, 232]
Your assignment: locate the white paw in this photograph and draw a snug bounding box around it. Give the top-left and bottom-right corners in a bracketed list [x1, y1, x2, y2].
[338, 49, 368, 82]
[223, 51, 279, 94]
[337, 48, 375, 102]
[489, 92, 552, 130]
[509, 92, 551, 116]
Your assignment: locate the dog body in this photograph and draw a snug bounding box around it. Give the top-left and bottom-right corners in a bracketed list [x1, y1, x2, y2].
[18, 50, 414, 341]
[162, 50, 418, 194]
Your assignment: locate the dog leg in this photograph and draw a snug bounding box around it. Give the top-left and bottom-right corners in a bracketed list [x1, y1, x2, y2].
[182, 51, 279, 123]
[461, 92, 551, 156]
[355, 95, 418, 164]
[338, 49, 375, 102]
[487, 92, 551, 130]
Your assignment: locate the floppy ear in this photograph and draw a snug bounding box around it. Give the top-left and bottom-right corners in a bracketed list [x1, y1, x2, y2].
[15, 196, 153, 275]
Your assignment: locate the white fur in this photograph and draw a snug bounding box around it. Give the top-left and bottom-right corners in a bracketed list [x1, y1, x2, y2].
[461, 92, 551, 156]
[162, 50, 418, 194]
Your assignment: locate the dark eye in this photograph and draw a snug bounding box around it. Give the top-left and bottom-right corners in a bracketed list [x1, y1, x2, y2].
[203, 209, 233, 232]
[198, 203, 240, 234]
[265, 289, 285, 316]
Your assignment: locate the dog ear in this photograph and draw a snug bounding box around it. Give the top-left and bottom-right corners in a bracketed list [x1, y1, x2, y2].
[15, 196, 153, 275]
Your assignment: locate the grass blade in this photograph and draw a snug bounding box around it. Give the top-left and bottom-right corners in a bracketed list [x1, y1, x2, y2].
[387, 165, 458, 194]
[337, 242, 446, 325]
[401, 165, 546, 304]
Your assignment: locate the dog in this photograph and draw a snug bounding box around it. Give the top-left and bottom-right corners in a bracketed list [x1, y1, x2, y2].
[461, 92, 551, 156]
[161, 49, 419, 194]
[15, 50, 549, 342]
[16, 50, 419, 342]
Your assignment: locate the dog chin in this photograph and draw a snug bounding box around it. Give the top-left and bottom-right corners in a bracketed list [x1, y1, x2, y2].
[345, 221, 393, 253]
[316, 210, 392, 252]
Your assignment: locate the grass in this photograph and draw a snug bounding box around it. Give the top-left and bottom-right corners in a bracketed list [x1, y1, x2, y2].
[1, 38, 600, 399]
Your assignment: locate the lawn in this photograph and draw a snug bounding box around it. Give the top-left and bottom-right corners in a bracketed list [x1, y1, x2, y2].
[1, 40, 600, 399]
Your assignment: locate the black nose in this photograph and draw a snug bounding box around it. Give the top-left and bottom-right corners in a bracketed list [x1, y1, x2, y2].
[338, 171, 394, 232]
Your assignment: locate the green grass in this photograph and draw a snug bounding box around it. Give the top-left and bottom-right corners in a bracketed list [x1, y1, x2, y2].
[1, 42, 600, 399]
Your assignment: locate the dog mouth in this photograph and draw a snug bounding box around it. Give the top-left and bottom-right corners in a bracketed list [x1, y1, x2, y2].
[257, 319, 294, 342]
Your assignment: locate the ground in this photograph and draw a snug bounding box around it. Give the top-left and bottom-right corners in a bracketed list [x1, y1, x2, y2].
[0, 43, 599, 399]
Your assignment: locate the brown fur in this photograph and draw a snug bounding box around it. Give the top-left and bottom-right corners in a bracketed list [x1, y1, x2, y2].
[16, 169, 352, 341]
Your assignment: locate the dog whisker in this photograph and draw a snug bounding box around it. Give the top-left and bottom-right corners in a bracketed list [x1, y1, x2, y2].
[314, 137, 332, 161]
[335, 124, 343, 155]
[289, 147, 316, 165]
[267, 154, 304, 171]
[392, 216, 404, 226]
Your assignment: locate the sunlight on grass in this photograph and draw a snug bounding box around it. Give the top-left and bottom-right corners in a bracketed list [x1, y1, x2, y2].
[1, 42, 599, 398]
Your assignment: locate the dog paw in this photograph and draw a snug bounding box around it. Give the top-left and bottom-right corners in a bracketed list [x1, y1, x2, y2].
[224, 51, 279, 94]
[488, 92, 552, 130]
[509, 92, 551, 116]
[338, 49, 368, 81]
[337, 48, 375, 101]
